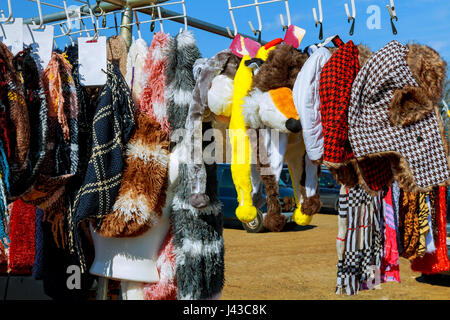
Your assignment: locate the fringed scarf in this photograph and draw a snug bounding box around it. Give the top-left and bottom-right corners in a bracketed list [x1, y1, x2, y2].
[0, 42, 30, 182]
[69, 62, 135, 272]
[411, 186, 450, 274]
[336, 186, 384, 295]
[8, 48, 48, 199]
[167, 31, 224, 300]
[21, 52, 78, 249]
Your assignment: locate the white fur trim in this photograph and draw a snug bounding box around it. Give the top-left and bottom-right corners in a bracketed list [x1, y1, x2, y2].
[125, 38, 148, 102]
[259, 92, 290, 132]
[152, 101, 169, 124]
[173, 88, 193, 107]
[176, 30, 196, 49]
[242, 88, 264, 128]
[112, 191, 160, 225]
[127, 140, 169, 168]
[208, 75, 234, 117]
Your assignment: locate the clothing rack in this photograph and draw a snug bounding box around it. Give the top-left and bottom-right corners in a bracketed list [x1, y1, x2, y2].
[22, 0, 268, 47]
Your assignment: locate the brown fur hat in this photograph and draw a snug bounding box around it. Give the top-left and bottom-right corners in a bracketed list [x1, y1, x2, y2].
[252, 43, 308, 91]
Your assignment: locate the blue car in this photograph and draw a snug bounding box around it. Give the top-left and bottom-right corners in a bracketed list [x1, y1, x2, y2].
[217, 164, 295, 233]
[217, 164, 341, 232]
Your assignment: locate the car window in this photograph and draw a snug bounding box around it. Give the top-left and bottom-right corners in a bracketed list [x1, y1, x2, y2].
[220, 168, 235, 188]
[280, 169, 291, 187]
[319, 172, 337, 187]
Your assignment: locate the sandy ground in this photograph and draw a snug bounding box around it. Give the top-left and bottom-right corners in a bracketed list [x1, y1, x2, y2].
[221, 213, 450, 300]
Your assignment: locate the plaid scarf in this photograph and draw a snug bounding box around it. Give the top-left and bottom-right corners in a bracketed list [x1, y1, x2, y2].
[348, 41, 450, 192]
[336, 186, 384, 295]
[69, 63, 135, 271]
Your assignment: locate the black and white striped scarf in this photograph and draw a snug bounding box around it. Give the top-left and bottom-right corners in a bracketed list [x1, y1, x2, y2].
[336, 186, 384, 295]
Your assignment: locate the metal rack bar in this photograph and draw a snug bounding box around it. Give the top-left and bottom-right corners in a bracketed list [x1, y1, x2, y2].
[23, 0, 265, 43]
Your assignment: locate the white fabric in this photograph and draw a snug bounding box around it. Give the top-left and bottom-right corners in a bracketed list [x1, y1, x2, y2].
[292, 47, 331, 161]
[304, 154, 320, 198]
[425, 198, 436, 253]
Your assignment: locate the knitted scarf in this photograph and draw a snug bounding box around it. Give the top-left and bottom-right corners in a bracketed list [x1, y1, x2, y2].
[167, 31, 224, 300]
[107, 35, 128, 78]
[348, 41, 450, 193]
[336, 186, 384, 295]
[8, 199, 36, 274]
[21, 52, 78, 249]
[8, 48, 48, 200]
[411, 186, 450, 274]
[69, 63, 135, 271]
[0, 43, 30, 184]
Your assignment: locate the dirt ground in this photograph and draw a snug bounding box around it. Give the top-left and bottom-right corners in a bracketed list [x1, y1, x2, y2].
[221, 213, 450, 300]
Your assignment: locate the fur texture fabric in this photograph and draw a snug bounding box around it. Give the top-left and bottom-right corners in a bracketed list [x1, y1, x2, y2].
[167, 31, 224, 300]
[140, 32, 171, 133]
[97, 112, 170, 237]
[207, 74, 234, 117]
[186, 49, 240, 208]
[142, 227, 177, 300]
[252, 43, 308, 91]
[125, 38, 149, 105]
[107, 36, 128, 77]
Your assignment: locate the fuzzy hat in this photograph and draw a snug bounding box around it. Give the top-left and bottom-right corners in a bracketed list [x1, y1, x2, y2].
[348, 41, 450, 193]
[107, 35, 128, 78]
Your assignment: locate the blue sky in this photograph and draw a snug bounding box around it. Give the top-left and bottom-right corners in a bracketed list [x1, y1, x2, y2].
[5, 0, 450, 68]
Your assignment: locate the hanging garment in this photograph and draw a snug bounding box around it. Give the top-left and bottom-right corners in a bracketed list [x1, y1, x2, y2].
[69, 62, 135, 271]
[0, 139, 10, 246]
[399, 191, 420, 260]
[96, 112, 170, 237]
[107, 35, 128, 78]
[186, 49, 240, 209]
[293, 44, 331, 162]
[380, 186, 400, 283]
[32, 208, 44, 280]
[416, 192, 431, 258]
[348, 41, 450, 193]
[391, 181, 403, 254]
[142, 226, 177, 300]
[125, 38, 148, 105]
[7, 48, 48, 200]
[336, 186, 384, 295]
[140, 32, 172, 133]
[8, 199, 36, 274]
[0, 42, 30, 182]
[166, 31, 224, 300]
[411, 186, 450, 274]
[425, 195, 436, 253]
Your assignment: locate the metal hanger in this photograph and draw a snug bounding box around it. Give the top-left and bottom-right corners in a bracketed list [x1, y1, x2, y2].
[344, 0, 356, 36]
[0, 0, 12, 23]
[312, 0, 323, 40]
[386, 0, 398, 35]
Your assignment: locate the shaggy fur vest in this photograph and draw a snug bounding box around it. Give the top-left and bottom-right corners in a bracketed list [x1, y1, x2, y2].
[167, 31, 224, 300]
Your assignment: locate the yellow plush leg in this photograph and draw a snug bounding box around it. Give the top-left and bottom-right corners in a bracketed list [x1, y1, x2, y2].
[229, 47, 274, 223]
[284, 134, 313, 226]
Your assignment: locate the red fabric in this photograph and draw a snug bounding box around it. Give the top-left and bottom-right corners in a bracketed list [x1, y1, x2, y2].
[380, 187, 401, 283]
[320, 36, 358, 164]
[411, 186, 450, 274]
[8, 199, 36, 275]
[358, 157, 394, 192]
